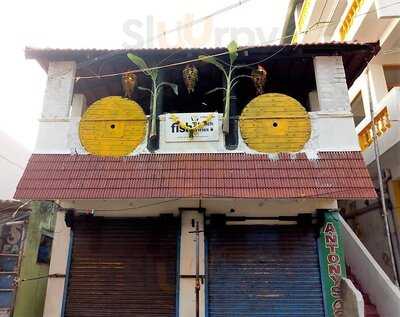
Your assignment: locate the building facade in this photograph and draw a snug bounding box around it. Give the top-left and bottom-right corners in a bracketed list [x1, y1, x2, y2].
[282, 0, 400, 288]
[12, 202, 56, 317]
[0, 201, 28, 317]
[0, 201, 55, 317]
[14, 42, 398, 316]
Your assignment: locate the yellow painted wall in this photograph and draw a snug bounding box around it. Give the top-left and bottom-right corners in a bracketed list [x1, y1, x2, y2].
[79, 96, 146, 156]
[239, 93, 311, 153]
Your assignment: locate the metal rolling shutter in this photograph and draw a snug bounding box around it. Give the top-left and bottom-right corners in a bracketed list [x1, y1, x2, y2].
[207, 225, 324, 317]
[64, 217, 178, 317]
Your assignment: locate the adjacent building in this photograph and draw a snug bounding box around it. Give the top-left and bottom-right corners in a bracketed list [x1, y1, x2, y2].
[0, 201, 55, 317]
[13, 42, 400, 316]
[281, 0, 400, 289]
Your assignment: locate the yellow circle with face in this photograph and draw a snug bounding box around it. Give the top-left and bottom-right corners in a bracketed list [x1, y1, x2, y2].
[239, 93, 311, 153]
[79, 96, 146, 156]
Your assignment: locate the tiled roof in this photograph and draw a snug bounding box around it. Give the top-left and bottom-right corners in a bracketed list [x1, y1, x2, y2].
[14, 152, 376, 200]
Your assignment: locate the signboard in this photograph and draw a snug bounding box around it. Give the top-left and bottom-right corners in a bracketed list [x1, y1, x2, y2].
[318, 211, 346, 317]
[165, 112, 219, 142]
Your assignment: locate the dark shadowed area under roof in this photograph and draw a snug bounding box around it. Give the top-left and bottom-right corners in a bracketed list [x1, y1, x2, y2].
[26, 42, 379, 85]
[25, 42, 379, 114]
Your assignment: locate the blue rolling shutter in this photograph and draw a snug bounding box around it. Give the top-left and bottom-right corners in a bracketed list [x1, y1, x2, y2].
[207, 225, 324, 317]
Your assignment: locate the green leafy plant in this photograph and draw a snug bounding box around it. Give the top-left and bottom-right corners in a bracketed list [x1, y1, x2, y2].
[127, 53, 178, 141]
[199, 41, 251, 134]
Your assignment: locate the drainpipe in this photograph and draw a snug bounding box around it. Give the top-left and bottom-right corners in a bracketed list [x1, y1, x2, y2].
[366, 66, 399, 286]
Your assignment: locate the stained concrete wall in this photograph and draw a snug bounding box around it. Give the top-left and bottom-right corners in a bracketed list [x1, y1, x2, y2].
[179, 210, 205, 317]
[341, 277, 364, 317]
[313, 56, 351, 113]
[13, 202, 56, 317]
[35, 61, 76, 154]
[42, 210, 71, 317]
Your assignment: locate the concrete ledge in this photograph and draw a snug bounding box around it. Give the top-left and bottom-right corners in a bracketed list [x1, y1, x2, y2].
[341, 277, 364, 317]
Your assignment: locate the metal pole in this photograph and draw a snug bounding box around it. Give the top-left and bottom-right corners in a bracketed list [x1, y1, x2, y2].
[366, 67, 399, 286]
[195, 221, 200, 317]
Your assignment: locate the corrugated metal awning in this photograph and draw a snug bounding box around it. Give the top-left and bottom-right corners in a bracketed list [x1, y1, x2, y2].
[25, 42, 379, 88]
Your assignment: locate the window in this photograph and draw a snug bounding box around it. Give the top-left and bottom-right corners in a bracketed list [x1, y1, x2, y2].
[37, 233, 53, 264]
[350, 92, 366, 126]
[383, 65, 400, 90]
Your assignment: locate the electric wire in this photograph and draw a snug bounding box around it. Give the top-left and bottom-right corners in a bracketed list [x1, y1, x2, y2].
[73, 1, 400, 81]
[317, 0, 329, 27]
[0, 214, 31, 226]
[0, 202, 23, 213]
[11, 1, 400, 287]
[12, 1, 400, 213]
[76, 0, 255, 71]
[0, 153, 25, 170]
[57, 186, 378, 214]
[12, 200, 32, 218]
[57, 198, 181, 213]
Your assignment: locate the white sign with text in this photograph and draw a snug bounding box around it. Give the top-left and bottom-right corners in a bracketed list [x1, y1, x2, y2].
[165, 112, 219, 142]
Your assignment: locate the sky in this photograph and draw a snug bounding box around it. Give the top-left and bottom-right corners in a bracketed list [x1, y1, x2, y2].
[0, 0, 289, 151]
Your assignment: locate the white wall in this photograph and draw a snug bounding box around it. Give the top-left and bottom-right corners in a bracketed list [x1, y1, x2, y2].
[340, 215, 400, 317]
[375, 0, 400, 18]
[341, 277, 364, 317]
[43, 210, 71, 317]
[35, 61, 76, 154]
[360, 87, 400, 165]
[59, 198, 338, 218]
[0, 130, 30, 200]
[179, 210, 205, 317]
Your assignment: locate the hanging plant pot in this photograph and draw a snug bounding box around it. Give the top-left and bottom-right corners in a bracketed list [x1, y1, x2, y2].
[182, 64, 199, 93]
[121, 71, 138, 99]
[251, 65, 267, 95]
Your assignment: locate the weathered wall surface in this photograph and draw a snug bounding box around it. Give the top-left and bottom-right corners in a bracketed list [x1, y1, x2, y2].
[13, 202, 56, 317]
[42, 210, 71, 317]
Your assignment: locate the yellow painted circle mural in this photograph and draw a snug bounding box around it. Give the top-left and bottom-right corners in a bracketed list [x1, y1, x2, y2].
[79, 96, 146, 156]
[239, 93, 311, 153]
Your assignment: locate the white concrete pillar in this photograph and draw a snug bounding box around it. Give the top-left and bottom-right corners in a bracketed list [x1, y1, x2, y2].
[310, 56, 361, 152]
[42, 61, 76, 119]
[43, 211, 71, 317]
[35, 62, 77, 153]
[179, 210, 206, 317]
[67, 94, 87, 154]
[70, 93, 86, 117]
[313, 56, 351, 112]
[308, 90, 320, 111]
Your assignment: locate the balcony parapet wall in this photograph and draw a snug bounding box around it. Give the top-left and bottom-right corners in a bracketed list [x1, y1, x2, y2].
[34, 57, 361, 158]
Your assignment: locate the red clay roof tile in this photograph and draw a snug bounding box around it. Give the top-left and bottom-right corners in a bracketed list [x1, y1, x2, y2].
[14, 152, 376, 200]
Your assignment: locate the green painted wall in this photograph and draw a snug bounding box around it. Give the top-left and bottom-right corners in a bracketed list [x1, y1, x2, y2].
[318, 211, 346, 317]
[13, 202, 56, 317]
